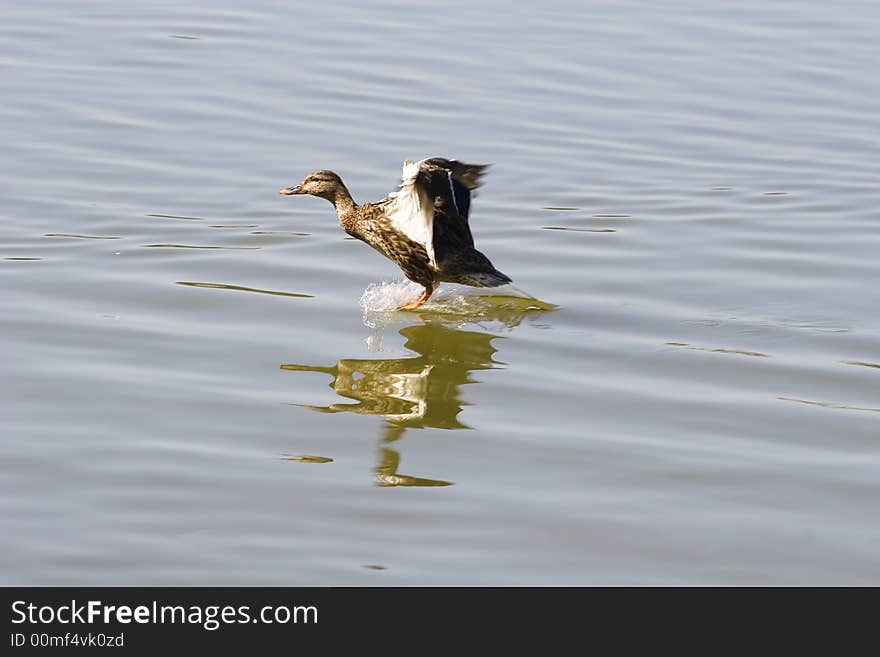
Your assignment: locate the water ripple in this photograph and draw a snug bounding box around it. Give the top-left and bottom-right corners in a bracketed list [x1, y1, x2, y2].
[176, 281, 313, 298]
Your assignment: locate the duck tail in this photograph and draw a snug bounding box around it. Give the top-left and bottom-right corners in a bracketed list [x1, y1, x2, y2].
[458, 269, 512, 288]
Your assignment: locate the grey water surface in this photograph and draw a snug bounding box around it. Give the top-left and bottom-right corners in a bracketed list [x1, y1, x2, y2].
[1, 0, 878, 584]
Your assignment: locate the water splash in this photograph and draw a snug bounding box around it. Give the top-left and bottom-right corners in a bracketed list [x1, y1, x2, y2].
[359, 279, 557, 330]
[360, 279, 424, 314]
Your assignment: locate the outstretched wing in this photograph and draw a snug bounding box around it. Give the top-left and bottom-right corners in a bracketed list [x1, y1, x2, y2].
[383, 158, 489, 269]
[416, 158, 489, 265]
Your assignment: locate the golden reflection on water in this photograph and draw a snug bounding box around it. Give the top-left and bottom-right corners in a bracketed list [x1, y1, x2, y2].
[281, 320, 505, 487]
[374, 448, 452, 487]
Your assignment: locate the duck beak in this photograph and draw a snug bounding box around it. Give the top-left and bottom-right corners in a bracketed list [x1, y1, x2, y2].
[279, 185, 303, 195]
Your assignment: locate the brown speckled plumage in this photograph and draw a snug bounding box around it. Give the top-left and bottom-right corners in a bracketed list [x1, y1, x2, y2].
[340, 204, 436, 289]
[280, 159, 511, 309]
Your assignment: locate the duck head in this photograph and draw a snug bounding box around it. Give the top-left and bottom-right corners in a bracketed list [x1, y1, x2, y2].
[280, 170, 346, 200]
[279, 170, 355, 215]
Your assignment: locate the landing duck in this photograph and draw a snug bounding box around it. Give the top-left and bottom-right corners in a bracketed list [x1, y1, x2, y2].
[279, 157, 511, 310]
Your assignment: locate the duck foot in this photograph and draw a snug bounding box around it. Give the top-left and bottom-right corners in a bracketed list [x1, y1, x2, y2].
[398, 285, 434, 311]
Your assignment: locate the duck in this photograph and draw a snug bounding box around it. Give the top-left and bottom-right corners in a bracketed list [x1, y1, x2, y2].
[279, 157, 511, 310]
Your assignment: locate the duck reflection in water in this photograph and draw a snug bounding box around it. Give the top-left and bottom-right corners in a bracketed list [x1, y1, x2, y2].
[281, 320, 503, 487]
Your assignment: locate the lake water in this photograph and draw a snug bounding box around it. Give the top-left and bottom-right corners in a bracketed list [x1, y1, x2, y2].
[2, 0, 878, 585]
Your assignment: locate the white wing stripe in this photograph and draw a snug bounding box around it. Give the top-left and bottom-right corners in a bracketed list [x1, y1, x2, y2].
[447, 170, 460, 215]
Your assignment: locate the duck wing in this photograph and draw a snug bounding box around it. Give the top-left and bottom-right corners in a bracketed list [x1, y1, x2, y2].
[383, 158, 489, 269]
[415, 158, 489, 265]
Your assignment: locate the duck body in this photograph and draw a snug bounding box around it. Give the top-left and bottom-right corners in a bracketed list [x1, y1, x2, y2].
[280, 158, 511, 309]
